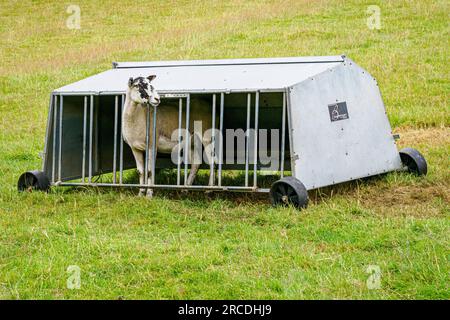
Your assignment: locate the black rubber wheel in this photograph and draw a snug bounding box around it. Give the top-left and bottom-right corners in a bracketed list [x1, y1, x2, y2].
[399, 148, 427, 176]
[17, 170, 50, 192]
[270, 176, 309, 209]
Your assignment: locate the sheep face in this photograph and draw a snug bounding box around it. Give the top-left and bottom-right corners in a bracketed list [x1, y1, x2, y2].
[128, 75, 160, 107]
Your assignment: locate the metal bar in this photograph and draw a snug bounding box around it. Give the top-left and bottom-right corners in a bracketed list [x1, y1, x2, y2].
[112, 96, 118, 184]
[88, 95, 94, 183]
[184, 94, 190, 185]
[151, 105, 157, 185]
[54, 89, 287, 97]
[58, 182, 269, 192]
[144, 105, 150, 186]
[280, 91, 287, 178]
[114, 56, 344, 69]
[82, 96, 87, 182]
[176, 98, 182, 185]
[244, 93, 251, 187]
[285, 88, 296, 177]
[253, 91, 260, 188]
[159, 89, 287, 94]
[52, 95, 57, 183]
[119, 94, 124, 184]
[42, 93, 55, 172]
[210, 94, 216, 186]
[58, 95, 63, 182]
[55, 91, 99, 96]
[217, 93, 224, 186]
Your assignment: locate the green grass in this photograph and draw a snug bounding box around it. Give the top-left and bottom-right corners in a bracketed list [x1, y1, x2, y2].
[0, 0, 448, 299]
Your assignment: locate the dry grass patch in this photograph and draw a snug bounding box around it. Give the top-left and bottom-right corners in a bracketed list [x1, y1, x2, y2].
[358, 184, 449, 217]
[395, 127, 450, 147]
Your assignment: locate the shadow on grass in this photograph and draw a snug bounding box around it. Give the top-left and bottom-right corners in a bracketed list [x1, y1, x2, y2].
[55, 168, 406, 208]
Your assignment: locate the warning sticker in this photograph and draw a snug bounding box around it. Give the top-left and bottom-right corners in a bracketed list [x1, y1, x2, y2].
[328, 102, 349, 122]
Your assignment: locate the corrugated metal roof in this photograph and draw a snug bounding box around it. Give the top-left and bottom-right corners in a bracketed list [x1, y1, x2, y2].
[54, 56, 345, 94]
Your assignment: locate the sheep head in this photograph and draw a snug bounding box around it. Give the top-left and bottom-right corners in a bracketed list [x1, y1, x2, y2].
[128, 75, 160, 107]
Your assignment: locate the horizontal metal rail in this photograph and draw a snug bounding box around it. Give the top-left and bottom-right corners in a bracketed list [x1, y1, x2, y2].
[52, 89, 287, 96]
[113, 56, 344, 68]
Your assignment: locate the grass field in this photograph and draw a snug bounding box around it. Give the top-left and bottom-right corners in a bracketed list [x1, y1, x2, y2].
[0, 0, 448, 299]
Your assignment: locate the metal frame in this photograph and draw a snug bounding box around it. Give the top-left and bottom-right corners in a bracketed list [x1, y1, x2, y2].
[48, 89, 288, 193]
[38, 56, 406, 195]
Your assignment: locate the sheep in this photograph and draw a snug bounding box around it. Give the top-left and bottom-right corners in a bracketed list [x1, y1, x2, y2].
[122, 75, 214, 197]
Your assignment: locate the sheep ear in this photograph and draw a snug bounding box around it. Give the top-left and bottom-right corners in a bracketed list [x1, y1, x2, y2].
[147, 75, 156, 82]
[128, 77, 134, 87]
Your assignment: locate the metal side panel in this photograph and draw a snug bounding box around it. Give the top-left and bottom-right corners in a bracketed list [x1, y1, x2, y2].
[288, 61, 402, 190]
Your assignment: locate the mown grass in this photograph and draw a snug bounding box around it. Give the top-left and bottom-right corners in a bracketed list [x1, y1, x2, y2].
[0, 0, 448, 299]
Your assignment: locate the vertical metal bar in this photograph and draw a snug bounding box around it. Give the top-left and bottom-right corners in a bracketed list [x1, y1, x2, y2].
[285, 88, 296, 178]
[144, 105, 150, 186]
[151, 105, 157, 186]
[184, 94, 190, 185]
[253, 91, 259, 188]
[280, 91, 287, 178]
[244, 93, 251, 187]
[42, 93, 56, 172]
[217, 93, 224, 187]
[119, 94, 124, 184]
[52, 95, 57, 183]
[88, 95, 94, 183]
[176, 98, 183, 185]
[58, 95, 63, 182]
[112, 96, 118, 184]
[210, 94, 216, 186]
[82, 96, 87, 182]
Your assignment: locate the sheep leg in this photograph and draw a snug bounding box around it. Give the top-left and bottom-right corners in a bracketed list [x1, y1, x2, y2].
[202, 130, 215, 186]
[186, 133, 202, 186]
[131, 148, 146, 196]
[186, 163, 200, 186]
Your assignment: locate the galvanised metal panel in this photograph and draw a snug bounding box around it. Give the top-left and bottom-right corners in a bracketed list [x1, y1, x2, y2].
[288, 59, 402, 190]
[54, 56, 343, 94]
